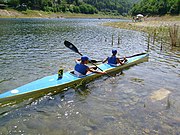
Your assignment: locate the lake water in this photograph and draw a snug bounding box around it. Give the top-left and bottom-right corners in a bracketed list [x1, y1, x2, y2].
[0, 18, 179, 134]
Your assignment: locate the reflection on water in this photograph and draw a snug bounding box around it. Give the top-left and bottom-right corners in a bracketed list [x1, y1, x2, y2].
[0, 18, 179, 134]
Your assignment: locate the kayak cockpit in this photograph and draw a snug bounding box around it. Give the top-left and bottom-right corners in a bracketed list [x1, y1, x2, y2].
[69, 71, 90, 78]
[69, 70, 96, 78]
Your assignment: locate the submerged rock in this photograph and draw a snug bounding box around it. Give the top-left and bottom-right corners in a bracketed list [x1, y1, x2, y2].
[150, 88, 171, 101]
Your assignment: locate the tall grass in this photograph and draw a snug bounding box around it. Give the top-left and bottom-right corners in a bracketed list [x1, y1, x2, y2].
[103, 17, 180, 50]
[149, 25, 179, 48]
[169, 25, 179, 47]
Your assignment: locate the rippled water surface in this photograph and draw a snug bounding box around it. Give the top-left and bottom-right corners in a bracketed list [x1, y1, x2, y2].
[0, 18, 179, 134]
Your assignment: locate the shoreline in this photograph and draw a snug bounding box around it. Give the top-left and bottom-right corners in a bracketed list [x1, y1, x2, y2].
[103, 15, 180, 30]
[0, 9, 125, 19]
[103, 15, 180, 47]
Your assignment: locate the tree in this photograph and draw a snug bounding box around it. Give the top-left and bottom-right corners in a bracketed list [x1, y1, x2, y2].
[130, 0, 179, 16]
[8, 0, 19, 7]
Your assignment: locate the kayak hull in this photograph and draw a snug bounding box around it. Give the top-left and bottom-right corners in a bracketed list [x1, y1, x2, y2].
[0, 53, 149, 106]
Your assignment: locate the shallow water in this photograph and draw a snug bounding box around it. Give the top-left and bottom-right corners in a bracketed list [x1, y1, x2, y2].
[0, 18, 179, 135]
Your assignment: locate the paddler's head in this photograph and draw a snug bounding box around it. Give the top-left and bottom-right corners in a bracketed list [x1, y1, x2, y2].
[81, 56, 89, 64]
[112, 49, 117, 56]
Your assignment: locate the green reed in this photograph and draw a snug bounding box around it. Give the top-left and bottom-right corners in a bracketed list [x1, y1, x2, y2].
[169, 24, 179, 47]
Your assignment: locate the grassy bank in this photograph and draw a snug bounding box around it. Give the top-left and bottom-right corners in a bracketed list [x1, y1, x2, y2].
[0, 9, 124, 19]
[103, 15, 180, 47]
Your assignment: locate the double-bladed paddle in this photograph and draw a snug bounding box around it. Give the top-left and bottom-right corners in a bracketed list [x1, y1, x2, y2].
[89, 53, 147, 63]
[92, 52, 147, 63]
[64, 40, 111, 77]
[64, 40, 146, 64]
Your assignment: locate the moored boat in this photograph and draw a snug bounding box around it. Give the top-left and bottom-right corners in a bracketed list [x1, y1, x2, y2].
[0, 52, 149, 106]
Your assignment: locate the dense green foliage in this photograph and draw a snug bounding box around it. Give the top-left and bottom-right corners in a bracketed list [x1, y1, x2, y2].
[130, 0, 179, 16]
[0, 0, 138, 15]
[83, 0, 134, 15]
[0, 0, 99, 14]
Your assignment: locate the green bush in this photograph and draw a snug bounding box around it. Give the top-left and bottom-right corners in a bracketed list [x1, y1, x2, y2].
[16, 4, 27, 11]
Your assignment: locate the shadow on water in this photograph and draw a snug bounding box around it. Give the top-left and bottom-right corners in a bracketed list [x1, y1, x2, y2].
[74, 83, 91, 97]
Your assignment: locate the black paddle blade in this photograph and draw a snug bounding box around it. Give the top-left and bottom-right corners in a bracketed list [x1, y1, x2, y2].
[126, 52, 147, 58]
[64, 40, 82, 55]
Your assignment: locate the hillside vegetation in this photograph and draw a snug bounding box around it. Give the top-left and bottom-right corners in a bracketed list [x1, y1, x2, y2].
[0, 0, 139, 15]
[130, 0, 179, 16]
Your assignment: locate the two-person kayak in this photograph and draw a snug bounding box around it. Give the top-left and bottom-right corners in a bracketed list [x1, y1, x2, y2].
[0, 52, 149, 106]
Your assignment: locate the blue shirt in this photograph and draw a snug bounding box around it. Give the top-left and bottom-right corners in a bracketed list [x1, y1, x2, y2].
[74, 63, 89, 75]
[108, 56, 117, 64]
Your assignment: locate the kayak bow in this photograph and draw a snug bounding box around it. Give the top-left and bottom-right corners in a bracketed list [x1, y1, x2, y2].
[0, 53, 149, 106]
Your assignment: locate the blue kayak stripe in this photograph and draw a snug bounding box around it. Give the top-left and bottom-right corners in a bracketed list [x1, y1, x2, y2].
[0, 72, 79, 98]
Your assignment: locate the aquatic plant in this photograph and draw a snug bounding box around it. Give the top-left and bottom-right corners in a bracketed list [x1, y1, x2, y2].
[169, 24, 179, 47]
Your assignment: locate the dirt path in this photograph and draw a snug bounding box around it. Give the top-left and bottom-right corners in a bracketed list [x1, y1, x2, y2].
[135, 16, 180, 27]
[134, 20, 180, 27]
[0, 9, 22, 17]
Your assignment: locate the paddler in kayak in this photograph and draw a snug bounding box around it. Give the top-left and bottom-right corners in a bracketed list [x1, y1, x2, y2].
[74, 56, 106, 77]
[103, 49, 127, 65]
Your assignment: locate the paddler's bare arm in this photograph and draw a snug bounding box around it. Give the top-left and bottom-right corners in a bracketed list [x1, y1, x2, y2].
[102, 57, 108, 63]
[75, 58, 81, 63]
